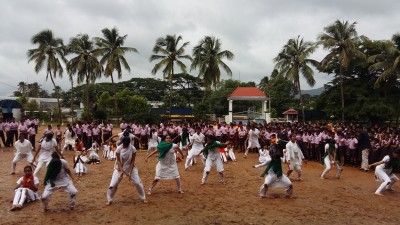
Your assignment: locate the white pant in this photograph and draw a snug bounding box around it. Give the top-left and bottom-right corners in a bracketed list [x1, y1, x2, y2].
[260, 173, 293, 197]
[107, 167, 146, 202]
[75, 163, 87, 174]
[42, 182, 78, 209]
[185, 150, 198, 169]
[375, 170, 399, 194]
[12, 153, 33, 173]
[321, 156, 343, 178]
[288, 162, 302, 179]
[13, 188, 39, 206]
[33, 159, 50, 177]
[204, 156, 224, 173]
[227, 148, 236, 161]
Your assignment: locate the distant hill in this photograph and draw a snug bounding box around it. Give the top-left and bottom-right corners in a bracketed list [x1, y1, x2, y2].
[301, 87, 325, 96]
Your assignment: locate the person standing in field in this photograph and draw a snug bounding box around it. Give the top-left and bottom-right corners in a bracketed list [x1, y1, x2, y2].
[146, 135, 185, 194]
[11, 133, 34, 175]
[107, 136, 147, 205]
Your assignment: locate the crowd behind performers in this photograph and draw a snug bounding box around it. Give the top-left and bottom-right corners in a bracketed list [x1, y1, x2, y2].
[1, 117, 400, 172]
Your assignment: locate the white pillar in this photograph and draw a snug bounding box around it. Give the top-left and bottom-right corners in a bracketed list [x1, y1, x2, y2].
[228, 100, 233, 123]
[262, 101, 266, 118]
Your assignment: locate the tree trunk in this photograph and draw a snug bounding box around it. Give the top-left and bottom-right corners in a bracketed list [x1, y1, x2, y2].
[70, 80, 74, 122]
[169, 67, 174, 121]
[49, 72, 62, 124]
[85, 74, 90, 116]
[339, 66, 345, 122]
[110, 74, 118, 114]
[298, 80, 305, 124]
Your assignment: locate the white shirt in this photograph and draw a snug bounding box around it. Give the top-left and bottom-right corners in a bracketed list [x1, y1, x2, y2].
[39, 139, 57, 161]
[115, 144, 137, 173]
[15, 139, 33, 155]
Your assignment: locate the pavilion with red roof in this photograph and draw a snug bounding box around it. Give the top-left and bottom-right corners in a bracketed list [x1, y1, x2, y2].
[282, 108, 298, 122]
[226, 87, 271, 123]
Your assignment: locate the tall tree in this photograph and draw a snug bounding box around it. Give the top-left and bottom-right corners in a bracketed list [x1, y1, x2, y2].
[18, 82, 27, 95]
[318, 20, 365, 122]
[273, 36, 318, 122]
[150, 34, 192, 114]
[94, 27, 138, 111]
[191, 36, 234, 99]
[27, 29, 67, 123]
[67, 34, 102, 115]
[369, 33, 400, 86]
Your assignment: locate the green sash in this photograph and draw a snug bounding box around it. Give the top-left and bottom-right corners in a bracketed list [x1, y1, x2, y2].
[157, 141, 173, 159]
[202, 141, 223, 158]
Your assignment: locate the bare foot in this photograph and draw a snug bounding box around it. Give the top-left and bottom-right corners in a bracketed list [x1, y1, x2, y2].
[374, 192, 384, 196]
[10, 205, 17, 211]
[147, 191, 152, 195]
[142, 199, 148, 204]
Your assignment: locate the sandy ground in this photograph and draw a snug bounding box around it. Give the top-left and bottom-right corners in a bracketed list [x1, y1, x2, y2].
[0, 126, 399, 225]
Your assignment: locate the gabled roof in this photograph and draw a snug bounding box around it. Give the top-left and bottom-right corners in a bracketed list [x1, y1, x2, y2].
[282, 108, 298, 115]
[227, 87, 269, 101]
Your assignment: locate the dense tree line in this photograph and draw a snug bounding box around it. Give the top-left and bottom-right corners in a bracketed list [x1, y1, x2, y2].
[21, 20, 400, 124]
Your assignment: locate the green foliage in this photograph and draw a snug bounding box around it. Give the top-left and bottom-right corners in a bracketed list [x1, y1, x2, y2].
[260, 74, 296, 116]
[161, 91, 188, 108]
[113, 88, 150, 117]
[25, 100, 39, 112]
[191, 36, 234, 91]
[193, 101, 211, 121]
[16, 96, 28, 106]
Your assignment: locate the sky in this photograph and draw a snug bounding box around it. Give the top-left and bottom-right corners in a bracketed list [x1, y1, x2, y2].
[0, 0, 399, 96]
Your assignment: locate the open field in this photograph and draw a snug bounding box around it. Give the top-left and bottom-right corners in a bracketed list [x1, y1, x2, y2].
[0, 126, 399, 225]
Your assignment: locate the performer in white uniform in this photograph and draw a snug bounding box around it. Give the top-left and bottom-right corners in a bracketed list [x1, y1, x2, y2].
[286, 134, 306, 181]
[32, 133, 63, 177]
[185, 127, 205, 170]
[41, 152, 77, 212]
[11, 133, 34, 174]
[244, 125, 260, 158]
[73, 151, 88, 176]
[255, 145, 293, 198]
[368, 149, 399, 196]
[258, 147, 270, 164]
[61, 126, 78, 153]
[146, 135, 185, 194]
[147, 128, 159, 156]
[10, 165, 39, 211]
[321, 139, 343, 179]
[201, 136, 229, 185]
[107, 136, 147, 205]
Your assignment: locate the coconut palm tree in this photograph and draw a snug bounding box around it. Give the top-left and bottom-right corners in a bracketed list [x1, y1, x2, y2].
[318, 20, 365, 122]
[273, 36, 319, 122]
[27, 29, 67, 123]
[150, 34, 192, 114]
[369, 34, 400, 86]
[94, 27, 138, 111]
[191, 36, 234, 99]
[17, 82, 27, 96]
[67, 34, 102, 115]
